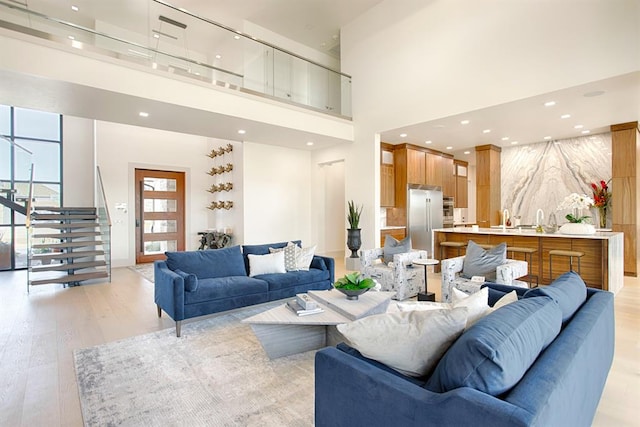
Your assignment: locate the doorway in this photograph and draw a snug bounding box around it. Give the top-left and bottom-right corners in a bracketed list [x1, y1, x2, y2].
[134, 169, 185, 264]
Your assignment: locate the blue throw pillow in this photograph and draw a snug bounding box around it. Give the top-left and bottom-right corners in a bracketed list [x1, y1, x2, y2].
[165, 245, 246, 279]
[461, 240, 506, 281]
[425, 296, 562, 396]
[174, 269, 198, 292]
[523, 271, 587, 323]
[383, 235, 412, 263]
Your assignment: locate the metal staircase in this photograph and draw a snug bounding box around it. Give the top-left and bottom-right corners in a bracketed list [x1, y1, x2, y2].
[28, 206, 110, 288]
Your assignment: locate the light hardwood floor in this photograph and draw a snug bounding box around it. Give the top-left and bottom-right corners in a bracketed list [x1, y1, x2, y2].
[0, 254, 637, 426]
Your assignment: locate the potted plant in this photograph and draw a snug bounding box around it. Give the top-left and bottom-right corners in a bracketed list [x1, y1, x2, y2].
[333, 271, 375, 300]
[346, 200, 363, 258]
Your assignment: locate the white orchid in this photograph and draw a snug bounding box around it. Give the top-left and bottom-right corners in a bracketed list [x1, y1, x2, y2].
[556, 193, 594, 211]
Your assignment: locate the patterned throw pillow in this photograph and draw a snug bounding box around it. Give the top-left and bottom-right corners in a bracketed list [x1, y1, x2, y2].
[269, 242, 299, 271]
[296, 245, 316, 271]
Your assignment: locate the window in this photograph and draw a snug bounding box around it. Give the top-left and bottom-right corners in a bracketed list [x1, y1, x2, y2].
[0, 105, 62, 270]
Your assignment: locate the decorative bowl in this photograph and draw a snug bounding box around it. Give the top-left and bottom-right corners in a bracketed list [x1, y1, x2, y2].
[334, 287, 370, 300]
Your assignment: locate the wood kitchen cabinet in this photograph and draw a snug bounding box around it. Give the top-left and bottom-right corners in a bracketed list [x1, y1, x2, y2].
[406, 148, 426, 185]
[380, 228, 406, 247]
[442, 156, 455, 197]
[425, 152, 442, 187]
[381, 144, 395, 207]
[454, 160, 469, 208]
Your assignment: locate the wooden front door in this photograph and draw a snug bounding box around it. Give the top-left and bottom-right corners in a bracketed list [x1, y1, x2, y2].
[135, 169, 185, 264]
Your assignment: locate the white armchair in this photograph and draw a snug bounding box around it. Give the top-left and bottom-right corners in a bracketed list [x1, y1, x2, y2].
[440, 255, 528, 302]
[360, 248, 428, 300]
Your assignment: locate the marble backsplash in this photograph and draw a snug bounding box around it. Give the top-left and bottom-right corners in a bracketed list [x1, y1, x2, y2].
[501, 133, 612, 227]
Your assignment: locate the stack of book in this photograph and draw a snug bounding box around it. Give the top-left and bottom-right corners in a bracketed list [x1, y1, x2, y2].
[287, 293, 324, 316]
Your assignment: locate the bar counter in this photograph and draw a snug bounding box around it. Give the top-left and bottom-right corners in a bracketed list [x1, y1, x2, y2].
[434, 227, 624, 293]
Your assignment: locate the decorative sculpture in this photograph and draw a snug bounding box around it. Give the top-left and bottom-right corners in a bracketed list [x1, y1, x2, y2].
[206, 144, 233, 159]
[207, 201, 234, 210]
[207, 183, 233, 193]
[206, 163, 234, 176]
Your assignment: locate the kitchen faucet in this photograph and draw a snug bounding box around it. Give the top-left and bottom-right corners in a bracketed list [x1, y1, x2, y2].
[502, 209, 509, 231]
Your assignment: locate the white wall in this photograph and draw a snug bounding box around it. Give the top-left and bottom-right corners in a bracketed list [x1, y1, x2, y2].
[321, 161, 345, 253]
[95, 121, 212, 267]
[337, 0, 639, 247]
[63, 116, 95, 207]
[242, 142, 313, 245]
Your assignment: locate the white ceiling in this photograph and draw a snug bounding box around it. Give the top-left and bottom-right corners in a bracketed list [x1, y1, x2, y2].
[1, 0, 638, 155]
[381, 72, 640, 164]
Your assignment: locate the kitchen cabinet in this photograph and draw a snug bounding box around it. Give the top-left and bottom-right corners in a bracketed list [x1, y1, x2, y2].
[380, 228, 406, 247]
[425, 152, 442, 187]
[381, 146, 395, 207]
[406, 149, 425, 185]
[454, 160, 468, 208]
[441, 156, 455, 197]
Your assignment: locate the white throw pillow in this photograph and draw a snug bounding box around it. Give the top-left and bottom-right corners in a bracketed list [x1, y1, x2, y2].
[248, 251, 286, 277]
[296, 245, 316, 271]
[337, 308, 468, 377]
[451, 287, 490, 327]
[490, 290, 519, 312]
[396, 301, 449, 312]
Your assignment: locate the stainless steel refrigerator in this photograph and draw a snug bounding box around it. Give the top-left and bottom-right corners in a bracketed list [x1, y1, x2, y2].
[408, 184, 444, 257]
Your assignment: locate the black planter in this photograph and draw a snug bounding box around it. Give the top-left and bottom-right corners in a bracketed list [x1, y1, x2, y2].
[346, 228, 362, 258]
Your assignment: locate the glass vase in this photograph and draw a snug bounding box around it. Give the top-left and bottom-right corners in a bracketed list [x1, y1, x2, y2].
[598, 206, 607, 229]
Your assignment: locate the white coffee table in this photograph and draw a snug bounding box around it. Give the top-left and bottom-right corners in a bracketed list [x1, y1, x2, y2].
[243, 290, 395, 359]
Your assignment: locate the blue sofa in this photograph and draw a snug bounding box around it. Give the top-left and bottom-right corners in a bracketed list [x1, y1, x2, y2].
[154, 241, 334, 336]
[315, 272, 614, 427]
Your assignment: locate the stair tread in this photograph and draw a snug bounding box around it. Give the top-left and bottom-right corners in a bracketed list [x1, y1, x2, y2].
[31, 222, 98, 229]
[32, 241, 103, 249]
[31, 250, 105, 260]
[32, 214, 97, 220]
[35, 206, 96, 213]
[31, 231, 101, 239]
[29, 270, 109, 286]
[31, 260, 107, 272]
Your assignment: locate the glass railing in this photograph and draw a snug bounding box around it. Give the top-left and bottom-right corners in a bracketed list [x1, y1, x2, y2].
[96, 166, 112, 282]
[0, 0, 352, 117]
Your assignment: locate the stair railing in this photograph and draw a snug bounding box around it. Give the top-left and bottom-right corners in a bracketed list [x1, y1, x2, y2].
[96, 166, 112, 282]
[25, 163, 34, 292]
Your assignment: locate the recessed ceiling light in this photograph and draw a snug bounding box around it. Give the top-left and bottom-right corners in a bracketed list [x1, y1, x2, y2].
[234, 35, 240, 40]
[425, 140, 432, 144]
[306, 141, 314, 146]
[544, 101, 556, 107]
[446, 146, 453, 150]
[463, 151, 471, 155]
[139, 112, 149, 117]
[511, 141, 519, 145]
[574, 125, 584, 129]
[215, 54, 222, 59]
[584, 90, 605, 97]
[460, 120, 470, 125]
[581, 130, 591, 134]
[68, 35, 75, 40]
[237, 129, 246, 134]
[560, 114, 571, 119]
[482, 129, 491, 134]
[153, 33, 160, 39]
[400, 133, 407, 138]
[543, 136, 552, 140]
[71, 5, 79, 11]
[501, 136, 509, 141]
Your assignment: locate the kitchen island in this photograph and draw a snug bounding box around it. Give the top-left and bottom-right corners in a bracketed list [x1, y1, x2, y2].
[434, 227, 624, 293]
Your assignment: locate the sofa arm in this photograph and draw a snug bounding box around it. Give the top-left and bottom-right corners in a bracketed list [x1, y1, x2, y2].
[315, 347, 531, 427]
[440, 256, 465, 302]
[154, 260, 186, 321]
[313, 255, 335, 284]
[495, 260, 528, 286]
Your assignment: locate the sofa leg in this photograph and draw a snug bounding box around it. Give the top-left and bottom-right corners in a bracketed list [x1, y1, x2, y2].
[176, 321, 182, 337]
[157, 304, 161, 318]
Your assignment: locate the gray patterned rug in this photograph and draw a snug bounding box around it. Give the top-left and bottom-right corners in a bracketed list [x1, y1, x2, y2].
[128, 263, 155, 283]
[74, 302, 315, 426]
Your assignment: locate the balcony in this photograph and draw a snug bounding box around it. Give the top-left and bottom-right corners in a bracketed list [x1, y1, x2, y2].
[0, 0, 352, 118]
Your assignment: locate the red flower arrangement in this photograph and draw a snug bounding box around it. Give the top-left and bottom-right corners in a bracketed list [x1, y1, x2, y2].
[590, 180, 611, 208]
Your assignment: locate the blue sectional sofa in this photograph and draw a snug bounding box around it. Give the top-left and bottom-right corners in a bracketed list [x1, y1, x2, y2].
[154, 241, 334, 336]
[315, 272, 614, 427]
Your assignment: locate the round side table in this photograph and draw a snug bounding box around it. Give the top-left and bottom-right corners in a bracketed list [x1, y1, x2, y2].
[412, 258, 439, 302]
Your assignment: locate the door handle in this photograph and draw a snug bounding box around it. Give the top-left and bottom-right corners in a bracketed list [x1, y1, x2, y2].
[135, 219, 140, 227]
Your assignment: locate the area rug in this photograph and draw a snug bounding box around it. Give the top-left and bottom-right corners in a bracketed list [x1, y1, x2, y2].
[74, 302, 315, 426]
[128, 263, 155, 283]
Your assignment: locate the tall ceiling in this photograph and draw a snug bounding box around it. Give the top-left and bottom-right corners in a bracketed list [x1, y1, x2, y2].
[1, 0, 638, 155]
